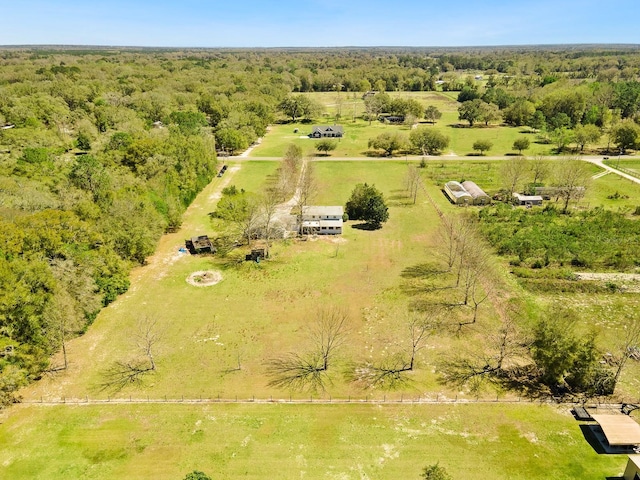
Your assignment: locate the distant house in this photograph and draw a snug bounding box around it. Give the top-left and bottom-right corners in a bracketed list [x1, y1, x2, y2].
[512, 193, 543, 206]
[379, 115, 405, 124]
[444, 181, 473, 205]
[301, 206, 343, 235]
[461, 181, 491, 205]
[309, 126, 343, 138]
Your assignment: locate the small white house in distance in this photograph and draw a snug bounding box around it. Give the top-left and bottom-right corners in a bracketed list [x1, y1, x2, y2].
[512, 192, 543, 206]
[444, 181, 472, 205]
[301, 206, 343, 235]
[461, 180, 491, 205]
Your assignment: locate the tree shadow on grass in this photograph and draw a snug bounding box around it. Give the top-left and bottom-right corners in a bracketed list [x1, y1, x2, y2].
[351, 223, 381, 231]
[401, 262, 449, 279]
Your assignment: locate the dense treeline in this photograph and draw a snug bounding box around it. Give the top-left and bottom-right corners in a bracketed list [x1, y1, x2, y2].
[0, 49, 233, 403]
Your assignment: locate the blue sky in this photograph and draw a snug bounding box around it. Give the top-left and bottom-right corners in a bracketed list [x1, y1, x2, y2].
[2, 0, 639, 47]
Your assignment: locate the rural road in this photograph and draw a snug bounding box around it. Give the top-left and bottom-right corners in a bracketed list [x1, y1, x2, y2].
[230, 153, 640, 185]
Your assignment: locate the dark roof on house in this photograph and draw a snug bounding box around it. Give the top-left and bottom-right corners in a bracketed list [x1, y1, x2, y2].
[310, 125, 343, 135]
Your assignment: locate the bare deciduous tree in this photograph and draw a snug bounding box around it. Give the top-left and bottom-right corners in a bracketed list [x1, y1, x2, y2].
[100, 317, 162, 391]
[404, 165, 421, 204]
[500, 157, 529, 199]
[528, 155, 550, 191]
[238, 198, 261, 248]
[551, 157, 592, 212]
[437, 216, 475, 272]
[260, 189, 280, 257]
[439, 314, 529, 394]
[266, 307, 349, 392]
[348, 311, 438, 389]
[612, 317, 640, 388]
[296, 159, 318, 232]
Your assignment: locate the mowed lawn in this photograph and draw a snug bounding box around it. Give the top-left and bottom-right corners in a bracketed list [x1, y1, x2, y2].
[252, 92, 553, 158]
[24, 160, 476, 401]
[0, 403, 626, 480]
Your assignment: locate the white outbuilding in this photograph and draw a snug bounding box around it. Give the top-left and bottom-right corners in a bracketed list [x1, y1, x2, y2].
[444, 181, 472, 205]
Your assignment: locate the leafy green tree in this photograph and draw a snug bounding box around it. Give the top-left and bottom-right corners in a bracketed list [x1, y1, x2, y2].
[389, 98, 423, 118]
[168, 111, 208, 135]
[76, 131, 92, 151]
[550, 127, 573, 153]
[69, 155, 112, 205]
[548, 112, 572, 130]
[20, 147, 50, 164]
[421, 463, 452, 480]
[503, 99, 535, 126]
[512, 137, 530, 154]
[458, 99, 485, 127]
[479, 102, 502, 126]
[409, 128, 449, 155]
[107, 132, 133, 151]
[278, 95, 322, 122]
[481, 86, 514, 109]
[613, 81, 640, 118]
[423, 105, 442, 124]
[212, 185, 252, 223]
[315, 139, 338, 155]
[368, 132, 406, 156]
[531, 309, 613, 395]
[345, 183, 389, 228]
[610, 120, 639, 153]
[572, 124, 601, 152]
[457, 85, 480, 103]
[472, 139, 493, 155]
[527, 110, 546, 132]
[215, 128, 248, 155]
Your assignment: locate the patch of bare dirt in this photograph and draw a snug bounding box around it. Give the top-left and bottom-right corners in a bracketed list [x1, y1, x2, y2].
[575, 272, 640, 292]
[186, 270, 223, 287]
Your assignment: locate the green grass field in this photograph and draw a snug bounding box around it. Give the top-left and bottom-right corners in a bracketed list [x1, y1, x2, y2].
[3, 158, 640, 480]
[0, 403, 627, 480]
[253, 92, 561, 158]
[23, 160, 464, 401]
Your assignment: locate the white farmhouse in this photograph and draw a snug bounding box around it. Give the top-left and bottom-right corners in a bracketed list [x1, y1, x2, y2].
[301, 206, 343, 235]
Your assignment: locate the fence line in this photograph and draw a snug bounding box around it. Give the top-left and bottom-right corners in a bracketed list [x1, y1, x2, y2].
[602, 161, 640, 180]
[418, 173, 444, 219]
[19, 394, 640, 409]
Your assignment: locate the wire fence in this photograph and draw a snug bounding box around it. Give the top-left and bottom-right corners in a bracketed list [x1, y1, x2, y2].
[19, 393, 640, 409]
[602, 161, 640, 180]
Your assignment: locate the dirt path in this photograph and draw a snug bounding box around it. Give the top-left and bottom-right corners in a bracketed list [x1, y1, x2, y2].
[129, 164, 241, 284]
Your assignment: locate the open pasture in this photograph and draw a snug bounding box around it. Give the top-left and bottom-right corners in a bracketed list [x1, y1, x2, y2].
[0, 403, 625, 480]
[24, 160, 491, 401]
[253, 92, 552, 158]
